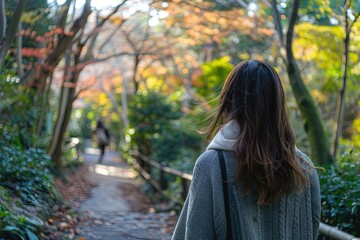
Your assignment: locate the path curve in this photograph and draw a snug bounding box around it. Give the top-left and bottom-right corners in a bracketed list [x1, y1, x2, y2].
[75, 148, 174, 240]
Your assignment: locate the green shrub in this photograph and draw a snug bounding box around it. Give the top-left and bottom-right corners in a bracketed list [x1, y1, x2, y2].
[123, 90, 206, 205]
[0, 145, 56, 207]
[195, 56, 233, 103]
[0, 187, 42, 240]
[125, 90, 182, 157]
[319, 151, 360, 236]
[124, 90, 204, 164]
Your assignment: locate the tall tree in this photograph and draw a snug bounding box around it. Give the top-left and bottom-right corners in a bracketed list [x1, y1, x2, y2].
[34, 0, 91, 91]
[333, 0, 360, 156]
[271, 0, 334, 164]
[48, 1, 128, 168]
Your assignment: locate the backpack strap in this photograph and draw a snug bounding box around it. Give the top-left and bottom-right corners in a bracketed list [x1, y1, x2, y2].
[216, 150, 232, 240]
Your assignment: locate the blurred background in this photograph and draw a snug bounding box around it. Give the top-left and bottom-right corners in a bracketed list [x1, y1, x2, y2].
[0, 0, 359, 239]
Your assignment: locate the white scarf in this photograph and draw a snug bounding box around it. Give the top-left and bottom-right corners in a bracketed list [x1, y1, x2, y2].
[206, 120, 239, 151]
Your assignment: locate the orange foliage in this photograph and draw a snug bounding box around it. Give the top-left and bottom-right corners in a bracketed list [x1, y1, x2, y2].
[155, 1, 273, 46]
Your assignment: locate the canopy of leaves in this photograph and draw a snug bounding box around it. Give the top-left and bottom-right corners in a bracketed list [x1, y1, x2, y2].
[194, 56, 233, 102]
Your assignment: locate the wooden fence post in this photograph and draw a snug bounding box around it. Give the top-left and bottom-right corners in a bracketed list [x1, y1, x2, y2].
[160, 164, 167, 190]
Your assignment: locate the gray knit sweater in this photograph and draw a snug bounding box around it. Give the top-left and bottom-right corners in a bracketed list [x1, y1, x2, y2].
[171, 121, 321, 240]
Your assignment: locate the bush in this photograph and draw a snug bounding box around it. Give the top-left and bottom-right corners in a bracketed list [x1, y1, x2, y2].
[124, 90, 203, 164]
[319, 151, 360, 236]
[0, 145, 56, 207]
[0, 187, 43, 240]
[125, 90, 181, 156]
[123, 90, 206, 205]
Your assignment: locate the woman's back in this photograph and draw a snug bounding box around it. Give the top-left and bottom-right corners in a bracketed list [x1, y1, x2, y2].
[172, 135, 320, 240]
[224, 150, 319, 240]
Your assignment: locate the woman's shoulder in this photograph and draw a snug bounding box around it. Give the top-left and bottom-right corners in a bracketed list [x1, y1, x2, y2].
[295, 148, 320, 182]
[295, 147, 315, 167]
[192, 150, 219, 175]
[196, 149, 220, 165]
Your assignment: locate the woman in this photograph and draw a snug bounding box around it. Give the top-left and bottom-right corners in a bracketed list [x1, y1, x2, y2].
[95, 120, 110, 163]
[172, 60, 321, 239]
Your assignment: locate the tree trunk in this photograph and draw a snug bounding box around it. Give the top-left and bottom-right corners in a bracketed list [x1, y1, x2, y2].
[0, 1, 5, 41]
[286, 58, 334, 164]
[47, 0, 125, 168]
[16, 21, 24, 78]
[273, 0, 334, 164]
[48, 84, 75, 170]
[31, 0, 91, 91]
[121, 76, 130, 129]
[0, 0, 28, 70]
[332, 2, 359, 156]
[132, 54, 140, 93]
[37, 71, 54, 135]
[48, 52, 78, 169]
[333, 33, 349, 157]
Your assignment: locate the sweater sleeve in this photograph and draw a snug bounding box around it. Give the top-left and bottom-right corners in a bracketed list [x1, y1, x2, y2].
[299, 150, 321, 239]
[295, 149, 321, 239]
[172, 151, 218, 240]
[310, 168, 321, 239]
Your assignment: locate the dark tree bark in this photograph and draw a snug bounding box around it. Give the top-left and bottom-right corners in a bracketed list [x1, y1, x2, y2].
[30, 0, 92, 91]
[48, 51, 78, 169]
[272, 0, 334, 164]
[0, 0, 28, 70]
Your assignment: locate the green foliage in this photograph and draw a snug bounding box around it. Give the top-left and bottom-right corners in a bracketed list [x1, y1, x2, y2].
[123, 89, 206, 207]
[0, 145, 56, 207]
[195, 56, 233, 103]
[0, 187, 42, 240]
[69, 107, 94, 140]
[0, 77, 42, 149]
[0, 61, 55, 240]
[319, 152, 360, 236]
[4, 0, 55, 75]
[125, 90, 183, 159]
[341, 115, 360, 155]
[295, 23, 344, 89]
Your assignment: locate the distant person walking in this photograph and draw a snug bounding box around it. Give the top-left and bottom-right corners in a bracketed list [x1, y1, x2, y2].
[172, 60, 321, 239]
[95, 120, 110, 163]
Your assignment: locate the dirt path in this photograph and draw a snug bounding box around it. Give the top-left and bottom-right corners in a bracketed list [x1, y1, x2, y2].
[74, 148, 175, 240]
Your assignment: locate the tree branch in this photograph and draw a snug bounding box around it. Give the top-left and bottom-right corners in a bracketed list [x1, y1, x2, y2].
[16, 21, 24, 78]
[88, 51, 155, 64]
[285, 0, 300, 58]
[81, 0, 127, 46]
[46, 0, 92, 69]
[0, 0, 6, 42]
[139, 14, 152, 51]
[58, 0, 72, 31]
[81, 10, 101, 61]
[271, 0, 284, 48]
[236, 0, 248, 8]
[0, 0, 28, 70]
[347, 13, 360, 35]
[98, 19, 126, 53]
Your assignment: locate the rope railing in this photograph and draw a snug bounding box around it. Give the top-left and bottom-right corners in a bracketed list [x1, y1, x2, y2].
[319, 223, 360, 240]
[129, 150, 359, 240]
[130, 150, 192, 199]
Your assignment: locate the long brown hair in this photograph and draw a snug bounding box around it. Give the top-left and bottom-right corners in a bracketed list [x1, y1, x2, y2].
[207, 60, 310, 205]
